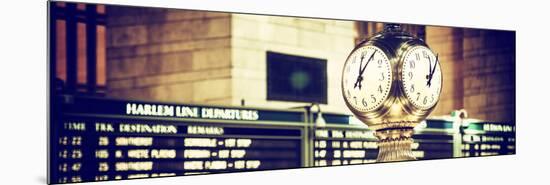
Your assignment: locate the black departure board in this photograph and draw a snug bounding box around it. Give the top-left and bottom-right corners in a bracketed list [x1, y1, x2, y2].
[312, 125, 455, 166]
[49, 95, 516, 184]
[461, 122, 516, 157]
[50, 96, 305, 183]
[415, 119, 516, 159]
[313, 126, 378, 166]
[412, 133, 454, 159]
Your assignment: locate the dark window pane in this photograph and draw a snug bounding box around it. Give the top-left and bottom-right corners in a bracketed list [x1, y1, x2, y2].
[267, 51, 327, 104]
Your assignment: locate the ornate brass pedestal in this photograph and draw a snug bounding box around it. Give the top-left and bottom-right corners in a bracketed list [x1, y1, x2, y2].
[375, 126, 415, 161]
[369, 121, 418, 162]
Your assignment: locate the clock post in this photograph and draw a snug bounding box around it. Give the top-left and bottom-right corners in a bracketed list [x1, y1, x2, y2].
[342, 24, 442, 162]
[370, 120, 419, 161]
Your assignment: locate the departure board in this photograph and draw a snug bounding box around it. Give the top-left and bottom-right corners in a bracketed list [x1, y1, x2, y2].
[50, 96, 304, 183]
[412, 132, 454, 159]
[312, 124, 455, 166]
[461, 121, 516, 157]
[313, 126, 378, 166]
[49, 95, 516, 184]
[416, 119, 516, 159]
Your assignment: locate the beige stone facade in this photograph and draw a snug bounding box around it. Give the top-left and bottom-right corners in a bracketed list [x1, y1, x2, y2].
[106, 7, 357, 113]
[106, 8, 232, 105]
[230, 14, 356, 112]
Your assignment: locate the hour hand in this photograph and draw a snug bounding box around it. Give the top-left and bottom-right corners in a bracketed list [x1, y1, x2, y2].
[354, 53, 366, 89]
[354, 76, 363, 89]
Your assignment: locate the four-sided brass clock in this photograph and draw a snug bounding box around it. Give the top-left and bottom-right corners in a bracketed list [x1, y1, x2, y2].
[341, 24, 442, 162]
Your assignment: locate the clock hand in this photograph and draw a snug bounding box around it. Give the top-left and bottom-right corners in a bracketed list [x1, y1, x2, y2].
[427, 54, 438, 87]
[359, 52, 365, 74]
[432, 54, 439, 75]
[426, 53, 432, 87]
[360, 50, 377, 74]
[354, 50, 377, 89]
[354, 52, 366, 89]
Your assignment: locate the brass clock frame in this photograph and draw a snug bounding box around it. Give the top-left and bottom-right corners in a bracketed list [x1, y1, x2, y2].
[340, 38, 398, 126]
[341, 24, 443, 162]
[395, 43, 443, 123]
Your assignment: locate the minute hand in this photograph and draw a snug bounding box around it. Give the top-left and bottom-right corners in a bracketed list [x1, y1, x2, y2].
[427, 54, 438, 87]
[353, 50, 377, 89]
[359, 50, 377, 75]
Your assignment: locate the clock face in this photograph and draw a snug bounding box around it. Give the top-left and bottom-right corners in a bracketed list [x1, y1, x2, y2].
[342, 45, 392, 113]
[401, 46, 442, 110]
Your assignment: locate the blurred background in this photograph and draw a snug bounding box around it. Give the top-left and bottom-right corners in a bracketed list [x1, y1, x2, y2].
[50, 2, 515, 123]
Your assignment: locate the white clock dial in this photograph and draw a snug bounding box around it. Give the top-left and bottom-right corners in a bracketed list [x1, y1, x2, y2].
[342, 46, 392, 112]
[401, 46, 442, 110]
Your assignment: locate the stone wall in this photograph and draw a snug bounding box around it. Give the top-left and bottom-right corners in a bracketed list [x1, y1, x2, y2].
[425, 27, 465, 116]
[461, 29, 515, 122]
[106, 8, 358, 111]
[105, 7, 232, 105]
[426, 27, 515, 122]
